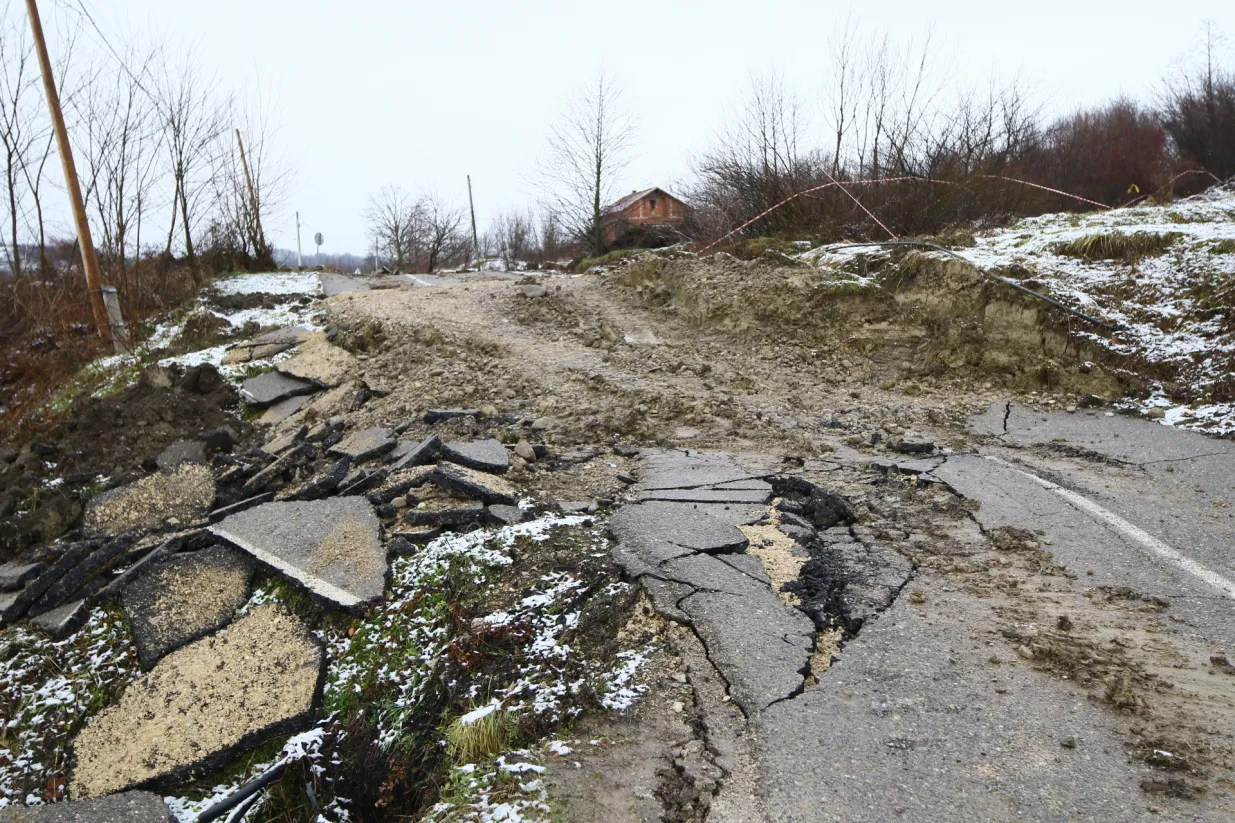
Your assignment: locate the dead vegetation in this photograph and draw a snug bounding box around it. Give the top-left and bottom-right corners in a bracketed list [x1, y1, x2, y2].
[1053, 231, 1183, 263]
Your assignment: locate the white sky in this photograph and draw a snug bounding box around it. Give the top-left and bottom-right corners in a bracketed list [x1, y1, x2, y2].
[68, 0, 1235, 254]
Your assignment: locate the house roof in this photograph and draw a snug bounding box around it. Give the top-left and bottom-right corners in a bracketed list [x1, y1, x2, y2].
[603, 187, 679, 215]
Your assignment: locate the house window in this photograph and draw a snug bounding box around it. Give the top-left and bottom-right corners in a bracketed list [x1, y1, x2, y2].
[649, 198, 657, 213]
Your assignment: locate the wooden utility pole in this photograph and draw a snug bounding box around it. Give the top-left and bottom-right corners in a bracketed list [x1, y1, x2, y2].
[25, 0, 125, 351]
[235, 129, 266, 255]
[467, 175, 479, 262]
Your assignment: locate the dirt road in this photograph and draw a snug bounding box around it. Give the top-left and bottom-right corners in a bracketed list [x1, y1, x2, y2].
[321, 271, 1234, 821]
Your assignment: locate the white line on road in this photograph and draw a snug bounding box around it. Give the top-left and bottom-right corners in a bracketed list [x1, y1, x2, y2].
[984, 455, 1235, 600]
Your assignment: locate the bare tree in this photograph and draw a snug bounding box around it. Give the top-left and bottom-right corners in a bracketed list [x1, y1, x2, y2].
[211, 82, 289, 262]
[363, 185, 421, 270]
[486, 208, 540, 269]
[535, 71, 635, 255]
[152, 50, 225, 283]
[418, 192, 465, 272]
[0, 7, 41, 278]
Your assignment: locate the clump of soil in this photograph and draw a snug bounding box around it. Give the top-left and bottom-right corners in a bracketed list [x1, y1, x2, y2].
[167, 308, 237, 355]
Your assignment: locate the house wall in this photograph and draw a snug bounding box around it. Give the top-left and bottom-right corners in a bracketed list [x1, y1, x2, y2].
[601, 191, 687, 246]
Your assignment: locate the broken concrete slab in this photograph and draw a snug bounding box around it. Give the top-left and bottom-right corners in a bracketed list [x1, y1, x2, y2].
[258, 394, 311, 425]
[610, 502, 750, 555]
[679, 589, 814, 714]
[0, 790, 175, 822]
[121, 545, 255, 668]
[69, 604, 322, 798]
[636, 488, 771, 505]
[439, 439, 510, 474]
[154, 439, 207, 471]
[30, 598, 89, 640]
[28, 530, 143, 618]
[276, 334, 359, 388]
[404, 498, 485, 527]
[210, 497, 385, 611]
[239, 370, 317, 407]
[423, 409, 480, 424]
[83, 463, 216, 537]
[429, 463, 517, 505]
[639, 450, 767, 491]
[329, 427, 396, 462]
[388, 433, 441, 469]
[0, 562, 46, 592]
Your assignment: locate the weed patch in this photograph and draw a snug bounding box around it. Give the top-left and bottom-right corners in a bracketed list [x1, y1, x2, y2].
[1053, 231, 1182, 263]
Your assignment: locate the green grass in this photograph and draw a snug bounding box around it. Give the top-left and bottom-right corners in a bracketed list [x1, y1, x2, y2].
[444, 707, 516, 763]
[1053, 231, 1182, 263]
[1209, 238, 1235, 255]
[576, 248, 643, 271]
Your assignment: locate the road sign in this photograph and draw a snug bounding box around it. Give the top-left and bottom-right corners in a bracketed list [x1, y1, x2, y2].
[314, 232, 323, 247]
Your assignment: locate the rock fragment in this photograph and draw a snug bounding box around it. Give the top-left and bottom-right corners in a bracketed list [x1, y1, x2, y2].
[69, 605, 322, 798]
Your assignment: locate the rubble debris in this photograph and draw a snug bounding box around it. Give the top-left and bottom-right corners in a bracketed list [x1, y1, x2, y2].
[259, 394, 311, 425]
[210, 497, 386, 611]
[486, 504, 527, 526]
[0, 790, 176, 821]
[439, 438, 510, 474]
[28, 530, 143, 618]
[83, 463, 216, 537]
[404, 498, 485, 527]
[1, 541, 96, 624]
[262, 426, 307, 456]
[423, 408, 480, 424]
[70, 605, 322, 798]
[197, 426, 238, 454]
[121, 545, 255, 668]
[0, 562, 46, 592]
[221, 326, 312, 365]
[239, 371, 317, 407]
[387, 433, 441, 469]
[328, 427, 396, 462]
[429, 463, 517, 505]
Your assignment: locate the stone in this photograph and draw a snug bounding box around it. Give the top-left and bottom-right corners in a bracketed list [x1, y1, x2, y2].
[514, 440, 537, 462]
[891, 440, 935, 455]
[423, 409, 480, 424]
[155, 439, 207, 471]
[439, 439, 510, 474]
[197, 426, 238, 454]
[521, 284, 548, 298]
[276, 334, 359, 388]
[0, 562, 46, 592]
[210, 497, 386, 611]
[121, 545, 255, 668]
[807, 488, 855, 530]
[404, 498, 485, 527]
[329, 427, 396, 462]
[558, 501, 597, 514]
[388, 433, 441, 469]
[486, 504, 527, 526]
[239, 370, 317, 407]
[30, 599, 89, 640]
[259, 394, 311, 425]
[0, 790, 175, 822]
[429, 463, 518, 505]
[69, 605, 322, 798]
[1147, 407, 1167, 420]
[83, 463, 216, 537]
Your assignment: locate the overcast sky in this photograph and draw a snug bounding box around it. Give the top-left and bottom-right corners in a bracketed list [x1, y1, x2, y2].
[68, 0, 1235, 254]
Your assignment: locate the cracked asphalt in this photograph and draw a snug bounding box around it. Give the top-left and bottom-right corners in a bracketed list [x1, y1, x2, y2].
[323, 272, 1235, 822]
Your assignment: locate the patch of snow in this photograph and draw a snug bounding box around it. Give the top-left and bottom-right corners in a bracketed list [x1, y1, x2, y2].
[213, 271, 322, 296]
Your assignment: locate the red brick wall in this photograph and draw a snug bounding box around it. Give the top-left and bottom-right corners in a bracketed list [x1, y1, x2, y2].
[622, 193, 685, 227]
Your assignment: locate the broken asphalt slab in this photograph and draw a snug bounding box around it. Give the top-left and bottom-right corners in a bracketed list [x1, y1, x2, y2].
[438, 438, 510, 473]
[239, 370, 317, 407]
[221, 326, 311, 365]
[121, 544, 255, 668]
[209, 496, 386, 611]
[275, 334, 359, 388]
[638, 450, 770, 491]
[83, 463, 215, 537]
[328, 427, 396, 462]
[428, 463, 517, 505]
[609, 502, 750, 555]
[0, 790, 174, 822]
[70, 604, 322, 798]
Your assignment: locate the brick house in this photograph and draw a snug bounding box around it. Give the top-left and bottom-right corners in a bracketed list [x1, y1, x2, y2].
[600, 187, 687, 247]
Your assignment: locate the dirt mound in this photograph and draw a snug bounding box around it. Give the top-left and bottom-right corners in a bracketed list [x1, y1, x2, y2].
[0, 363, 243, 558]
[611, 251, 1124, 398]
[205, 290, 308, 313]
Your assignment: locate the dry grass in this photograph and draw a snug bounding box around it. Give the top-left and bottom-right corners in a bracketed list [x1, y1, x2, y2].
[1053, 231, 1182, 263]
[444, 707, 516, 763]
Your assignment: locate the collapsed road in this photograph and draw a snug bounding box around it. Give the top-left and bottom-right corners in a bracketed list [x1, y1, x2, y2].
[1, 254, 1233, 822]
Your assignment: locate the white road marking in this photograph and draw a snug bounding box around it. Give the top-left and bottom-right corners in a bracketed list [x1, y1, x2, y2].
[984, 455, 1235, 600]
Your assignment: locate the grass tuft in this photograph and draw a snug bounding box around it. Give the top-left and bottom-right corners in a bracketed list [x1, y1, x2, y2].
[1053, 231, 1182, 263]
[444, 707, 516, 763]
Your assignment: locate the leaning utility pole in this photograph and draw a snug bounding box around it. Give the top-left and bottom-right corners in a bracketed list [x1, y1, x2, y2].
[295, 211, 303, 269]
[467, 175, 480, 262]
[235, 129, 266, 255]
[26, 0, 126, 351]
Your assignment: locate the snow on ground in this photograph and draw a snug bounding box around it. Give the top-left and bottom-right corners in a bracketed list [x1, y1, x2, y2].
[955, 185, 1235, 435]
[212, 271, 322, 297]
